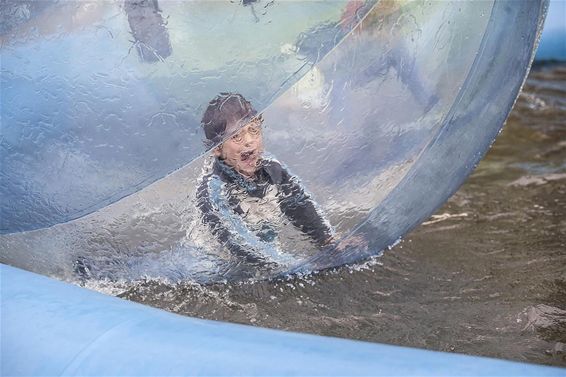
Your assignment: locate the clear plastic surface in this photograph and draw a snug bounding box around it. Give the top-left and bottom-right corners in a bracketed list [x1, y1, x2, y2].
[0, 0, 548, 282]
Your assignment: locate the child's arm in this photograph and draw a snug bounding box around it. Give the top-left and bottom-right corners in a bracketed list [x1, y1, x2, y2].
[196, 174, 270, 265]
[277, 169, 334, 247]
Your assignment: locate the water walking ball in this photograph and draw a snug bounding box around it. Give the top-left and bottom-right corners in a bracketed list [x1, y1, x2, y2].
[0, 0, 548, 282]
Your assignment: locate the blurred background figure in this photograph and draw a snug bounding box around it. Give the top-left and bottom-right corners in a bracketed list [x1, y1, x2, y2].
[295, 0, 437, 112]
[0, 1, 52, 36]
[124, 0, 172, 63]
[346, 0, 438, 111]
[242, 0, 261, 23]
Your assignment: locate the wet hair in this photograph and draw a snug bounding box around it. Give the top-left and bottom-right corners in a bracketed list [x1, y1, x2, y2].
[201, 92, 257, 148]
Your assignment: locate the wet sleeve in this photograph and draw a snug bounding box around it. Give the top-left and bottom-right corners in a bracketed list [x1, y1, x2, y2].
[278, 168, 334, 247]
[196, 175, 268, 265]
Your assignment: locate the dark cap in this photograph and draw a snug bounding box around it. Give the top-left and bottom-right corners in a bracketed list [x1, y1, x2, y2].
[201, 92, 258, 147]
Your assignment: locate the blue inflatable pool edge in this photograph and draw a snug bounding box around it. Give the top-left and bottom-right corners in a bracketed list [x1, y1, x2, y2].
[1, 265, 563, 376]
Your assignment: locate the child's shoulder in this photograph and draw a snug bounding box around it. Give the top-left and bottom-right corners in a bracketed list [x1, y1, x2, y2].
[261, 156, 282, 169]
[261, 157, 291, 184]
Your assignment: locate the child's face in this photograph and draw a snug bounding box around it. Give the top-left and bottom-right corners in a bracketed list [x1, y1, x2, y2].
[214, 119, 263, 178]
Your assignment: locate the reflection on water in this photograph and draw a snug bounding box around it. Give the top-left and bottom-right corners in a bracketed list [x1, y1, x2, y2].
[120, 64, 566, 367]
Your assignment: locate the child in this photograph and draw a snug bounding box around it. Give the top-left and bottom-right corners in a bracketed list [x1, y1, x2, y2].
[196, 93, 334, 265]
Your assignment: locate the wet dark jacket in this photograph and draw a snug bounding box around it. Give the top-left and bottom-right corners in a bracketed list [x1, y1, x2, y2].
[196, 158, 333, 263]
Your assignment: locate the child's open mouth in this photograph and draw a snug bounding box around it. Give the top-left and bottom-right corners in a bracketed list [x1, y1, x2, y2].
[240, 150, 255, 162]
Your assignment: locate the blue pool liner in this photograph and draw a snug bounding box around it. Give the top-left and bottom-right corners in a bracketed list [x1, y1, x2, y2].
[2, 264, 564, 376]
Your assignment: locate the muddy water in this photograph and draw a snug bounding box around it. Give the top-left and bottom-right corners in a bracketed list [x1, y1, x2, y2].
[120, 64, 566, 367]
